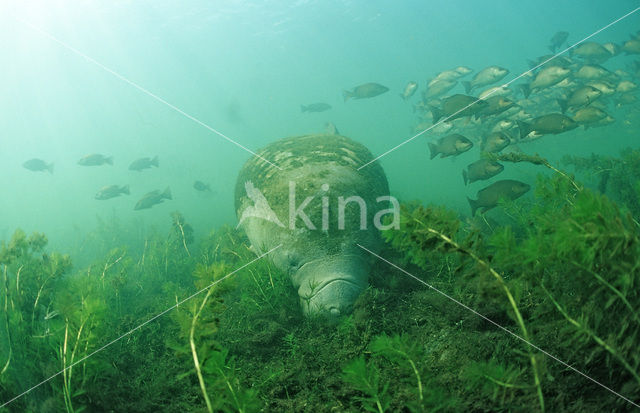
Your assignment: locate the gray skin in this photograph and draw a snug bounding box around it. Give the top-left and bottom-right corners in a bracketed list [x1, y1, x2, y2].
[235, 134, 389, 318]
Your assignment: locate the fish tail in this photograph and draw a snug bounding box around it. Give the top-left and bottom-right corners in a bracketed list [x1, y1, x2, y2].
[520, 83, 531, 99]
[462, 169, 468, 185]
[527, 59, 538, 69]
[342, 90, 352, 102]
[47, 163, 54, 174]
[427, 142, 439, 160]
[467, 197, 479, 217]
[122, 185, 130, 195]
[163, 186, 172, 200]
[151, 156, 159, 167]
[106, 156, 114, 165]
[548, 45, 556, 53]
[557, 98, 568, 114]
[300, 105, 307, 112]
[429, 105, 443, 124]
[462, 81, 472, 94]
[517, 120, 532, 140]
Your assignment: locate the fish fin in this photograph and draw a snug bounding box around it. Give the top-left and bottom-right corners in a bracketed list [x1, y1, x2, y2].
[47, 163, 54, 174]
[122, 185, 130, 195]
[427, 142, 439, 160]
[557, 98, 568, 114]
[399, 93, 406, 100]
[342, 90, 352, 102]
[301, 105, 307, 112]
[462, 170, 468, 185]
[519, 83, 531, 99]
[429, 105, 443, 124]
[517, 120, 532, 140]
[527, 59, 538, 69]
[163, 186, 172, 200]
[151, 156, 159, 167]
[106, 156, 114, 165]
[462, 81, 472, 94]
[467, 197, 479, 216]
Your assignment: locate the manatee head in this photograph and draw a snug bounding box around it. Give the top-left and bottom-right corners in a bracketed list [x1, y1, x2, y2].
[235, 134, 392, 318]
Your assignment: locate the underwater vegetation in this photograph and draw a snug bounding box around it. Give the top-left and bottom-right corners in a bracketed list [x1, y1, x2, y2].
[564, 147, 640, 219]
[2, 152, 640, 412]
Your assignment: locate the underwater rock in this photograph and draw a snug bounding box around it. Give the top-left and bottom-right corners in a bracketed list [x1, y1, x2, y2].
[235, 134, 391, 318]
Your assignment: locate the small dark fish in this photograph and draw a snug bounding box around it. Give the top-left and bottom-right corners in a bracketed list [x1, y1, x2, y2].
[557, 86, 602, 113]
[134, 187, 172, 210]
[571, 41, 613, 62]
[622, 38, 640, 55]
[95, 185, 130, 200]
[468, 179, 530, 216]
[517, 114, 578, 139]
[482, 132, 511, 153]
[23, 158, 53, 173]
[342, 83, 389, 101]
[428, 134, 473, 159]
[462, 66, 509, 94]
[78, 154, 113, 166]
[573, 107, 611, 127]
[424, 79, 457, 99]
[129, 156, 159, 171]
[549, 31, 569, 53]
[399, 81, 418, 100]
[478, 96, 516, 117]
[429, 94, 489, 123]
[527, 54, 573, 69]
[463, 159, 504, 185]
[301, 103, 332, 113]
[193, 181, 211, 192]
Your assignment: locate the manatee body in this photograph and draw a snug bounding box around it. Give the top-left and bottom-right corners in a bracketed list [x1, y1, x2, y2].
[235, 134, 390, 318]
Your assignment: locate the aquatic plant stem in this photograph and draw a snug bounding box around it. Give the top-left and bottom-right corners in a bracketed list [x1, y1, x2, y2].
[413, 219, 545, 412]
[15, 265, 22, 295]
[1, 266, 12, 377]
[190, 289, 215, 413]
[177, 221, 192, 257]
[32, 273, 55, 326]
[62, 322, 72, 413]
[61, 317, 88, 413]
[408, 359, 423, 401]
[488, 152, 582, 192]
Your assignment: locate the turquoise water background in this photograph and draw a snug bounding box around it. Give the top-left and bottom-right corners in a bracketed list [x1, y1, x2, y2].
[1, 0, 638, 261]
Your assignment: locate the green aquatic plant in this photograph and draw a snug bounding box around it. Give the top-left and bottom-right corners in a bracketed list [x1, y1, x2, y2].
[171, 261, 261, 413]
[370, 334, 423, 403]
[563, 147, 640, 217]
[342, 355, 391, 413]
[383, 171, 640, 410]
[170, 211, 194, 257]
[463, 359, 532, 406]
[382, 203, 545, 412]
[0, 230, 74, 412]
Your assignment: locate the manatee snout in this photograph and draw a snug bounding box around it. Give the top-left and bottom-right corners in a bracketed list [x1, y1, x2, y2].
[292, 255, 368, 318]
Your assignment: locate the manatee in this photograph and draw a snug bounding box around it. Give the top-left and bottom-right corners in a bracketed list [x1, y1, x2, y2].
[235, 134, 393, 318]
